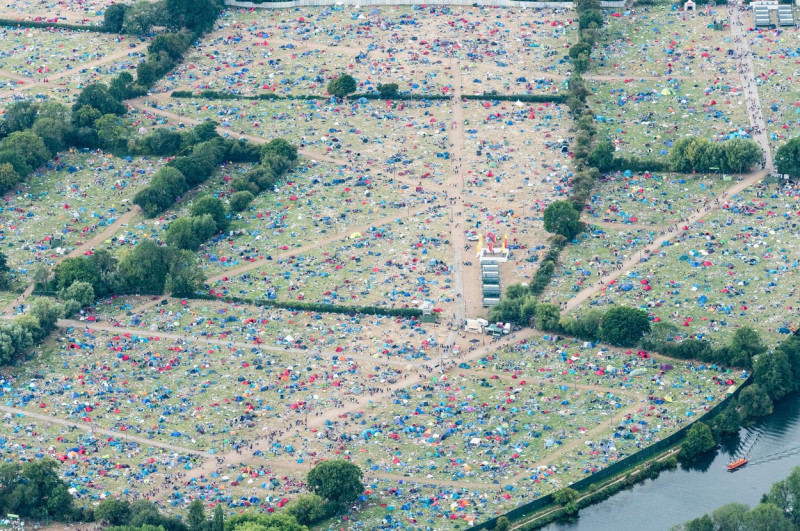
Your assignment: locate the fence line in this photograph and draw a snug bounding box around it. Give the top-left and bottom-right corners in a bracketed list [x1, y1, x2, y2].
[464, 375, 753, 530]
[225, 0, 627, 9]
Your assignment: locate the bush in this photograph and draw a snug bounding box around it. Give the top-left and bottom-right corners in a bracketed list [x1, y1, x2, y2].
[599, 306, 650, 346]
[229, 191, 255, 212]
[327, 74, 357, 97]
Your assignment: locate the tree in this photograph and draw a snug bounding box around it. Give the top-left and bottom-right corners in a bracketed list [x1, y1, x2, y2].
[96, 114, 134, 154]
[776, 136, 800, 179]
[377, 83, 399, 98]
[723, 138, 762, 174]
[559, 309, 603, 340]
[109, 72, 137, 101]
[118, 241, 171, 294]
[166, 250, 205, 296]
[95, 498, 132, 525]
[327, 74, 357, 98]
[736, 383, 773, 421]
[211, 505, 224, 531]
[543, 200, 584, 240]
[286, 494, 329, 526]
[488, 297, 522, 325]
[151, 166, 188, 200]
[73, 83, 126, 116]
[104, 3, 128, 32]
[193, 120, 220, 143]
[187, 500, 207, 531]
[553, 487, 578, 506]
[165, 217, 201, 251]
[534, 302, 561, 332]
[754, 350, 793, 401]
[28, 298, 64, 339]
[4, 101, 39, 132]
[122, 0, 161, 35]
[495, 517, 510, 531]
[0, 250, 10, 290]
[165, 0, 222, 33]
[306, 460, 364, 505]
[262, 138, 298, 162]
[589, 139, 615, 172]
[1, 131, 52, 171]
[0, 459, 76, 521]
[743, 503, 794, 531]
[192, 196, 228, 231]
[54, 257, 100, 292]
[0, 162, 20, 193]
[599, 306, 650, 346]
[728, 326, 765, 369]
[148, 31, 194, 62]
[32, 116, 70, 154]
[31, 263, 51, 291]
[684, 514, 714, 531]
[229, 191, 255, 212]
[62, 281, 95, 308]
[711, 502, 749, 531]
[679, 421, 715, 461]
[763, 468, 800, 528]
[520, 297, 538, 326]
[138, 128, 185, 156]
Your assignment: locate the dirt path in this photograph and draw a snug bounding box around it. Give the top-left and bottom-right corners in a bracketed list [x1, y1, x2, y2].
[729, 2, 772, 171]
[62, 207, 140, 259]
[202, 204, 431, 283]
[55, 319, 410, 368]
[446, 64, 467, 341]
[1, 207, 139, 316]
[0, 46, 145, 101]
[0, 404, 212, 457]
[564, 168, 768, 313]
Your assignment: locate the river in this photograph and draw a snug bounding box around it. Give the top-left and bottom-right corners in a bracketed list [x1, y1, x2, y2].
[543, 393, 800, 531]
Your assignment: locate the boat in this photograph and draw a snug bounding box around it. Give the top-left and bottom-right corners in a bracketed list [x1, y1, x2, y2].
[727, 458, 748, 471]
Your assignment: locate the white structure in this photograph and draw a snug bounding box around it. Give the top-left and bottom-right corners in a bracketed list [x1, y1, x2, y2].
[684, 0, 696, 10]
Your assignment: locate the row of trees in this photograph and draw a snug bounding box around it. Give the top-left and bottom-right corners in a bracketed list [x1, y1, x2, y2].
[669, 136, 763, 174]
[589, 135, 762, 175]
[104, 0, 222, 36]
[91, 460, 364, 531]
[134, 136, 294, 217]
[680, 465, 800, 530]
[569, 0, 603, 73]
[489, 286, 652, 347]
[569, 0, 603, 72]
[52, 242, 204, 301]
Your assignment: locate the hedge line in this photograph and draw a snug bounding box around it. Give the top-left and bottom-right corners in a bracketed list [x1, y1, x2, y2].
[462, 93, 566, 103]
[171, 90, 563, 103]
[0, 19, 114, 33]
[193, 292, 424, 318]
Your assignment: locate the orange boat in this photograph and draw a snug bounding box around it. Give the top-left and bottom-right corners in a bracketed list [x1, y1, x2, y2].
[727, 458, 748, 471]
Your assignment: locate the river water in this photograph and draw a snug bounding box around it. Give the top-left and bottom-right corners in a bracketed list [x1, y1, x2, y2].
[543, 394, 800, 531]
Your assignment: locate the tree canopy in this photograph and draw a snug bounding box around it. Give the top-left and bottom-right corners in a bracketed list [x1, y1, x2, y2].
[327, 74, 357, 98]
[306, 459, 364, 505]
[543, 200, 584, 240]
[776, 136, 800, 179]
[599, 306, 650, 346]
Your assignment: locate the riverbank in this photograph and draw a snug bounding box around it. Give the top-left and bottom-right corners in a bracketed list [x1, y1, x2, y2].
[511, 445, 682, 530]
